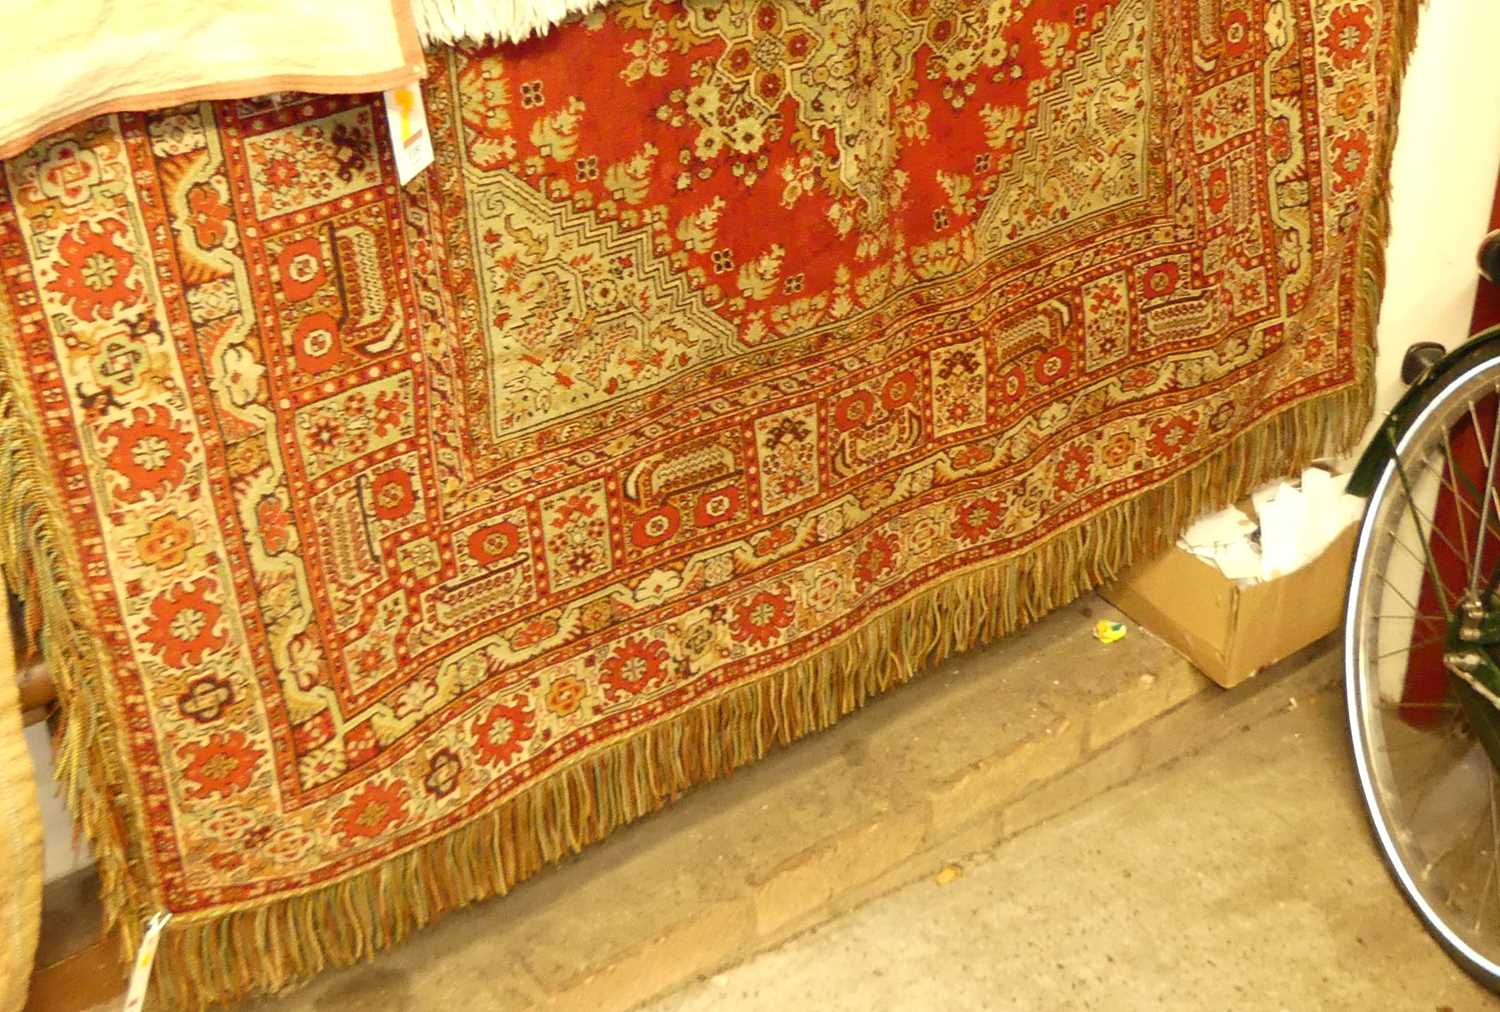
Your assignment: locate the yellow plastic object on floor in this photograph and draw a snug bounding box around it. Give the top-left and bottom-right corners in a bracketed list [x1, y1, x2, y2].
[1093, 621, 1128, 645]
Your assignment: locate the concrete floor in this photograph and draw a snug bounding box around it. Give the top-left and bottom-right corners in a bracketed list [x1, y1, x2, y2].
[645, 686, 1495, 1011]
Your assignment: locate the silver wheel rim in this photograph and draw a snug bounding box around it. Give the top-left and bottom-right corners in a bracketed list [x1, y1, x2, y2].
[1348, 354, 1500, 982]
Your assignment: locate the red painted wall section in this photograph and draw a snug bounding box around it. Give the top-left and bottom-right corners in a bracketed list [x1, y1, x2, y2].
[1398, 168, 1500, 723]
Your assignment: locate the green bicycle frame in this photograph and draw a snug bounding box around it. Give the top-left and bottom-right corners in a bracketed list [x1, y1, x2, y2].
[1347, 324, 1500, 499]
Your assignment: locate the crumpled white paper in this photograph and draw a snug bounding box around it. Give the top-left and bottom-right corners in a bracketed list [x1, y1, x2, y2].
[1177, 465, 1363, 584]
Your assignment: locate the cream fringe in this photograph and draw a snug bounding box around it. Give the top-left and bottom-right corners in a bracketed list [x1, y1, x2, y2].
[0, 0, 1422, 1006]
[412, 0, 612, 45]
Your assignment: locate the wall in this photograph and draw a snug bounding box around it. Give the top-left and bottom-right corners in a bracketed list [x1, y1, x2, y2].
[1363, 0, 1500, 442]
[24, 722, 90, 882]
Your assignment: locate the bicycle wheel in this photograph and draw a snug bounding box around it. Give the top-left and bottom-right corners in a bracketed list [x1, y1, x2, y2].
[1347, 351, 1500, 990]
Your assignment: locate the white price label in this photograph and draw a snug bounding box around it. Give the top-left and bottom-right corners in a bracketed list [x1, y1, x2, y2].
[121, 911, 172, 1012]
[384, 82, 434, 186]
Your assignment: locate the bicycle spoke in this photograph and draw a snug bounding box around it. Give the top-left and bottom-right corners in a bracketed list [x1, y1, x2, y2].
[1386, 452, 1446, 617]
[1382, 538, 1457, 615]
[1476, 395, 1500, 600]
[1373, 613, 1447, 626]
[1393, 477, 1470, 594]
[1404, 740, 1469, 824]
[1382, 737, 1460, 757]
[1375, 633, 1449, 661]
[1479, 388, 1500, 603]
[1441, 432, 1476, 591]
[1433, 436, 1500, 600]
[1467, 400, 1489, 471]
[1379, 565, 1446, 617]
[1435, 469, 1500, 568]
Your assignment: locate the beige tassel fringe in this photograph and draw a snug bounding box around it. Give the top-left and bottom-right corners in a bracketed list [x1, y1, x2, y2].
[412, 0, 612, 45]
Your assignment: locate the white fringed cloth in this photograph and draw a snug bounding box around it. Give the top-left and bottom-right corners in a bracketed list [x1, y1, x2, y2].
[0, 1, 424, 159]
[0, 1, 619, 161]
[413, 0, 612, 45]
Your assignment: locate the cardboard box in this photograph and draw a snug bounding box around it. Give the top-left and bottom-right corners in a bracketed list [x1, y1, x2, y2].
[1099, 523, 1357, 688]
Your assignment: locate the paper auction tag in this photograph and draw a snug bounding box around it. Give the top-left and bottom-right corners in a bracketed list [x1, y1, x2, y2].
[383, 82, 434, 186]
[121, 912, 172, 1012]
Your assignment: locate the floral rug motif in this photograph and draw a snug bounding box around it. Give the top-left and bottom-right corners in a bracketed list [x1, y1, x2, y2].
[0, 0, 1413, 1004]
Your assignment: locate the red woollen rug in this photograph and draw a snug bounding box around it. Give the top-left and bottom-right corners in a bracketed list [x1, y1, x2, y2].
[0, 0, 1414, 1004]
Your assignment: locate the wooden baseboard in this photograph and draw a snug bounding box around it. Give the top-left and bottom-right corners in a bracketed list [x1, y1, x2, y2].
[24, 933, 124, 1012]
[21, 812, 124, 1011]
